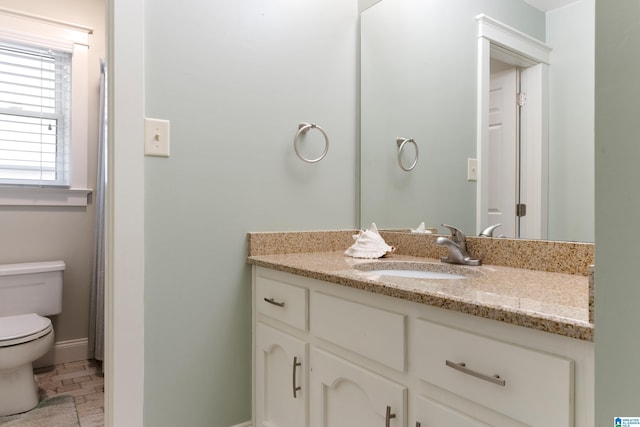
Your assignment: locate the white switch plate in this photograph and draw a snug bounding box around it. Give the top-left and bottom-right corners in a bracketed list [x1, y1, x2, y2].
[467, 158, 478, 181]
[144, 118, 170, 157]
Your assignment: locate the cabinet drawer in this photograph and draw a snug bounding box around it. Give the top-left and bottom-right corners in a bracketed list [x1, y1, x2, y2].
[413, 394, 490, 427]
[413, 319, 573, 427]
[310, 292, 406, 371]
[256, 275, 307, 331]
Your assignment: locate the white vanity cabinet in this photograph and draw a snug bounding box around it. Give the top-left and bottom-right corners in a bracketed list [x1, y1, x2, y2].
[252, 266, 594, 427]
[254, 274, 309, 427]
[308, 290, 408, 426]
[255, 323, 307, 427]
[310, 347, 406, 427]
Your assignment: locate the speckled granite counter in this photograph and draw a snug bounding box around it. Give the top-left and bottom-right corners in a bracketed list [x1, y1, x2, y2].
[247, 231, 594, 342]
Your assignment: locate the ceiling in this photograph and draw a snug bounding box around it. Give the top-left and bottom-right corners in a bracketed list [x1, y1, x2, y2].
[523, 0, 581, 12]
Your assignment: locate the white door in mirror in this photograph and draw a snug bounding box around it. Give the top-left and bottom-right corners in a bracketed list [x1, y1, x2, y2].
[144, 118, 170, 157]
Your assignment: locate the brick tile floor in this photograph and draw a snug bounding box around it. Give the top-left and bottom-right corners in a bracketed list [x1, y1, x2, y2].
[34, 359, 104, 427]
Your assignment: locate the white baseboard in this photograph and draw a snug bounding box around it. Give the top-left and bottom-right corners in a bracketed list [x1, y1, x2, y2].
[229, 422, 252, 427]
[34, 337, 90, 368]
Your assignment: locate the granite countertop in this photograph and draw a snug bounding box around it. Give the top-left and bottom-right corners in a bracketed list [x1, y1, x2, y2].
[248, 251, 593, 341]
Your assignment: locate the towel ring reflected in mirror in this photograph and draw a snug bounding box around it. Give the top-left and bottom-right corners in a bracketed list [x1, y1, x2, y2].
[396, 137, 418, 171]
[294, 122, 329, 163]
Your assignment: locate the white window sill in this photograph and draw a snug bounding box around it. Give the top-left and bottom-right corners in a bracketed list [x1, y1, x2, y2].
[0, 187, 93, 207]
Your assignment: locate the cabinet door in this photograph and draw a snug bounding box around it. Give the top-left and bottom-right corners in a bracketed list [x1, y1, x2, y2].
[256, 323, 307, 427]
[412, 394, 490, 427]
[310, 348, 406, 427]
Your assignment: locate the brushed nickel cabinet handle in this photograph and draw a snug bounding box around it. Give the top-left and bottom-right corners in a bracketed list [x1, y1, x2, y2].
[264, 297, 285, 308]
[445, 360, 506, 386]
[292, 356, 302, 398]
[385, 405, 396, 427]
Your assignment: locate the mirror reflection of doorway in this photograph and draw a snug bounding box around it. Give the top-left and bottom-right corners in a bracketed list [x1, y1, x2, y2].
[477, 15, 551, 240]
[486, 51, 544, 240]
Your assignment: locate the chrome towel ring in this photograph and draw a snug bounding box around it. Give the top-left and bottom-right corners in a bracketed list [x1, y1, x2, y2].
[294, 122, 329, 163]
[396, 137, 418, 171]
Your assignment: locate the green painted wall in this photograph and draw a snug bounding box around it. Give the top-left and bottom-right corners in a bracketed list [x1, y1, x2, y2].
[595, 1, 640, 424]
[547, 0, 594, 242]
[143, 1, 358, 425]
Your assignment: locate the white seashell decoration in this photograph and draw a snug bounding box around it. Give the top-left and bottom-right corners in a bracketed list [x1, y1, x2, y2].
[411, 222, 432, 234]
[345, 223, 396, 259]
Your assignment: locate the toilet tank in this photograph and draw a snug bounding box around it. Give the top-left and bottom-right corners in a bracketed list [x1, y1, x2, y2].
[0, 261, 65, 317]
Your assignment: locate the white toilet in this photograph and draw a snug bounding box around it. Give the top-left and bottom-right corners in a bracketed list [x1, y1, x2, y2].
[0, 260, 65, 416]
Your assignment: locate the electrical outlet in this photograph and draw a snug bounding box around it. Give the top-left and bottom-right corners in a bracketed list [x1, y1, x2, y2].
[144, 118, 170, 157]
[467, 158, 478, 181]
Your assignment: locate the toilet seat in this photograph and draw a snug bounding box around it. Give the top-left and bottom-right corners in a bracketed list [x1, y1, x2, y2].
[0, 314, 52, 348]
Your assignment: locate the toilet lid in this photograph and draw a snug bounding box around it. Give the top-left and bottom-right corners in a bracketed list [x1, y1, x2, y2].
[0, 314, 52, 347]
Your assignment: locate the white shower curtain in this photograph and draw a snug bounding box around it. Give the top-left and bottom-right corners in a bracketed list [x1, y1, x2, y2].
[89, 59, 107, 362]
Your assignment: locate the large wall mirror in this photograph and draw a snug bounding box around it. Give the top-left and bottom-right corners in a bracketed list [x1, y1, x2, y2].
[360, 0, 594, 242]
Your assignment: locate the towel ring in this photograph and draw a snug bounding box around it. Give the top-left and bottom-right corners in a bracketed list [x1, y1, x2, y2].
[294, 122, 329, 163]
[396, 137, 418, 171]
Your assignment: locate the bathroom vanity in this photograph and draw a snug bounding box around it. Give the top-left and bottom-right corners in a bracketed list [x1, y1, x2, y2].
[248, 231, 594, 427]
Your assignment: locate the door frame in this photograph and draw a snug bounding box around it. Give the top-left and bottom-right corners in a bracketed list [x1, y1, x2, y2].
[105, 0, 145, 425]
[476, 14, 551, 239]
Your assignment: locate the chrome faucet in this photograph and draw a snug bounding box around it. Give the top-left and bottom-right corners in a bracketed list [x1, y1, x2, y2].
[436, 224, 482, 266]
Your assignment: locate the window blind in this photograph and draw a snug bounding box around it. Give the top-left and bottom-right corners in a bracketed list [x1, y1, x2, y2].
[0, 40, 71, 186]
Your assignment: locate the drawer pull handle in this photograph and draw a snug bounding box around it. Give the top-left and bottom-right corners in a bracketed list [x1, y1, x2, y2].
[445, 360, 506, 387]
[264, 297, 285, 308]
[292, 356, 302, 398]
[385, 405, 396, 427]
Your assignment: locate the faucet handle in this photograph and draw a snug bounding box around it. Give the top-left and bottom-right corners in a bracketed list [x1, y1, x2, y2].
[441, 224, 466, 244]
[479, 223, 502, 237]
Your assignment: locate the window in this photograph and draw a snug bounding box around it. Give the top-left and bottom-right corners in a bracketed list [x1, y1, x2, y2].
[0, 41, 71, 186]
[0, 8, 92, 206]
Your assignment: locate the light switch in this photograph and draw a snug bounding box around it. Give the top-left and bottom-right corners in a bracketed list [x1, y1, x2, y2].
[467, 158, 478, 181]
[144, 118, 170, 157]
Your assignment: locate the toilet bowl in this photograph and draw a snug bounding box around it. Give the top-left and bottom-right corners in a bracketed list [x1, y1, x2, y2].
[0, 261, 65, 416]
[0, 314, 54, 416]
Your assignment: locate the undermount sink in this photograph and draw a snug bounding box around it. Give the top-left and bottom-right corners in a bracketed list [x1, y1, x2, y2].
[364, 269, 466, 280]
[354, 261, 479, 280]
